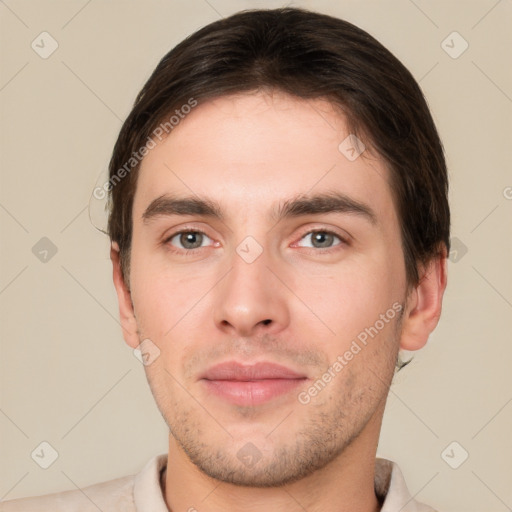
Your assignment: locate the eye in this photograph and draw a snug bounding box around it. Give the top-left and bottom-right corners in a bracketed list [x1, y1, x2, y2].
[163, 228, 348, 254]
[295, 229, 347, 250]
[164, 230, 213, 251]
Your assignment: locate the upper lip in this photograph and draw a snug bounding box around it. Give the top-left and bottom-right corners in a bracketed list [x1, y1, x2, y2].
[201, 361, 307, 381]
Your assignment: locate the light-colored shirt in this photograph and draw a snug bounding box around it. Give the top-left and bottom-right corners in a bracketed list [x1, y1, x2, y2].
[0, 454, 438, 511]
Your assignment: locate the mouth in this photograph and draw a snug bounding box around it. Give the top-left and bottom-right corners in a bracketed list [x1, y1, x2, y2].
[200, 361, 308, 406]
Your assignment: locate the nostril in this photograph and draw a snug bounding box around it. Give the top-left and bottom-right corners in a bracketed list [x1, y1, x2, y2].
[262, 319, 272, 325]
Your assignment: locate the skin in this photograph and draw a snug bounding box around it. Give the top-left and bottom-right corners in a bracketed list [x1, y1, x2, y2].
[111, 90, 447, 512]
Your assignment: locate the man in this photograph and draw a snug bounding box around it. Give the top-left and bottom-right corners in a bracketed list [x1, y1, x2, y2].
[2, 6, 449, 512]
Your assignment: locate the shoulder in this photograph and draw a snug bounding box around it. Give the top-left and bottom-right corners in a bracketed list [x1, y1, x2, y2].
[0, 474, 136, 512]
[376, 457, 439, 512]
[0, 453, 168, 512]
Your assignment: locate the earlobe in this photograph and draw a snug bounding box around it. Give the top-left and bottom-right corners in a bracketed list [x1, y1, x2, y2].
[110, 242, 139, 349]
[399, 249, 448, 351]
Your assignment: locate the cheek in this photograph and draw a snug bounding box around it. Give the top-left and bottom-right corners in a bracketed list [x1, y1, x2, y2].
[129, 257, 215, 370]
[299, 255, 392, 324]
[293, 253, 403, 368]
[130, 238, 188, 323]
[133, 280, 186, 341]
[129, 250, 177, 340]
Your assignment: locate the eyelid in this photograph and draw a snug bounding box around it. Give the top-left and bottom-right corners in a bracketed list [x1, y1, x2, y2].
[298, 224, 349, 240]
[163, 224, 350, 255]
[163, 227, 216, 249]
[291, 227, 350, 249]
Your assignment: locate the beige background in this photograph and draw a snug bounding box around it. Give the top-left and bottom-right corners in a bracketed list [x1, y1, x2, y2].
[1, 1, 511, 510]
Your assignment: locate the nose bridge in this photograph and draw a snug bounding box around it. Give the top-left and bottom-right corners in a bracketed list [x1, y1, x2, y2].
[224, 207, 269, 284]
[226, 234, 271, 304]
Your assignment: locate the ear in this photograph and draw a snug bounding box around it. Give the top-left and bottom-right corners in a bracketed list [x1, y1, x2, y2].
[110, 241, 139, 349]
[399, 246, 448, 351]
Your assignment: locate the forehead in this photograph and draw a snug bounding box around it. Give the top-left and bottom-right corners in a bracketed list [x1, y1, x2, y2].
[133, 91, 396, 229]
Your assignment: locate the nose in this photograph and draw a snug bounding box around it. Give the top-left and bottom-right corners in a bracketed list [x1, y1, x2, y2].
[213, 241, 290, 338]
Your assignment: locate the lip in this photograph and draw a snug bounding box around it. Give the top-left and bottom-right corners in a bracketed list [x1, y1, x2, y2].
[200, 361, 308, 406]
[201, 361, 306, 381]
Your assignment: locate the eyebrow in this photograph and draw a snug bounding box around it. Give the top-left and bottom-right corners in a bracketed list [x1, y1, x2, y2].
[142, 191, 378, 227]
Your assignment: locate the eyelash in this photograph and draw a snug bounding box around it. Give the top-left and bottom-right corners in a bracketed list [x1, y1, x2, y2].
[162, 228, 348, 255]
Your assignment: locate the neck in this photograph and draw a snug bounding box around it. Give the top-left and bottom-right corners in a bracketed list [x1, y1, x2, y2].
[162, 405, 385, 512]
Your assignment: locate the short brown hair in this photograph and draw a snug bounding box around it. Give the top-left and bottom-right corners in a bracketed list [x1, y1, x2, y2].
[107, 7, 450, 294]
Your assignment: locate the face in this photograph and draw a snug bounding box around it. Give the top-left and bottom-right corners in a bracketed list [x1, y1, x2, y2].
[123, 91, 410, 486]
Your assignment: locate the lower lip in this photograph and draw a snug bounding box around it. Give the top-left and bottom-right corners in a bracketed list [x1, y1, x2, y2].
[201, 378, 307, 406]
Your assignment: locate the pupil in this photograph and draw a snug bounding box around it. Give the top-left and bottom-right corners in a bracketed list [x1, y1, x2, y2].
[314, 232, 332, 248]
[182, 232, 201, 249]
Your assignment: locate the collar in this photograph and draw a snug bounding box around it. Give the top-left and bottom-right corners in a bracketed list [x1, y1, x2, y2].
[133, 453, 435, 512]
